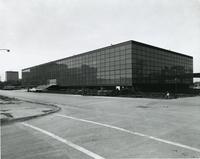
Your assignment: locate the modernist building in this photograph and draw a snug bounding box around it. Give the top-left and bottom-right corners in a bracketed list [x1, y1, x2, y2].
[6, 71, 19, 82]
[22, 40, 193, 91]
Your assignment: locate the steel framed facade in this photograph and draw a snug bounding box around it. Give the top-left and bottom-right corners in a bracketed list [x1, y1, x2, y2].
[22, 40, 193, 89]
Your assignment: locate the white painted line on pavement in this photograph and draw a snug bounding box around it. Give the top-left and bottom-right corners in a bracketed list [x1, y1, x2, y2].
[21, 122, 105, 159]
[56, 114, 200, 153]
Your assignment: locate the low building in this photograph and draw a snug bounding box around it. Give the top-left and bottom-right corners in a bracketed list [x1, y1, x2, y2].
[22, 40, 193, 91]
[5, 71, 19, 82]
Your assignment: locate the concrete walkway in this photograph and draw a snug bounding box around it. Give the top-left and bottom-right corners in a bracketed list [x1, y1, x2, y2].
[0, 96, 60, 125]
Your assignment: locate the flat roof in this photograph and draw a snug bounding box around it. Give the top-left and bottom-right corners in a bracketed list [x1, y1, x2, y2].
[22, 40, 193, 70]
[6, 71, 18, 73]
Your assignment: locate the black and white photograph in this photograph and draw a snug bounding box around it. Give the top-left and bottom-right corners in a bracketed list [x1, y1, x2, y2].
[0, 0, 200, 158]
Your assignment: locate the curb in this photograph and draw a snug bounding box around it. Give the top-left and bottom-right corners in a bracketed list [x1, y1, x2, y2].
[1, 99, 61, 126]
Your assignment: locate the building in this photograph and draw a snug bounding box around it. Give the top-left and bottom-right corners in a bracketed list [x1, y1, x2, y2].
[22, 40, 193, 91]
[6, 71, 19, 82]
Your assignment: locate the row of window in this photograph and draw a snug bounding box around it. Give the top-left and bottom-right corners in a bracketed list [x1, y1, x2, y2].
[48, 59, 191, 71]
[133, 57, 192, 65]
[57, 55, 132, 65]
[57, 48, 132, 64]
[133, 50, 191, 58]
[26, 71, 133, 78]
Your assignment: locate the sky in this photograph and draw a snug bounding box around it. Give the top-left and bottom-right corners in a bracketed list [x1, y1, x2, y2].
[0, 0, 200, 81]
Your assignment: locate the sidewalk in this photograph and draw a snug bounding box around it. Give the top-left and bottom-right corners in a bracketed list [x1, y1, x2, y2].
[0, 95, 60, 125]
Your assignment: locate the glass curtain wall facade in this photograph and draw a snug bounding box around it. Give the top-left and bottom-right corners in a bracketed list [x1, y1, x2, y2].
[22, 40, 193, 89]
[22, 41, 132, 87]
[131, 42, 193, 86]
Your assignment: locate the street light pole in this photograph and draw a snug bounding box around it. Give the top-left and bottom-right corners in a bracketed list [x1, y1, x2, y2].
[174, 77, 177, 98]
[0, 49, 10, 52]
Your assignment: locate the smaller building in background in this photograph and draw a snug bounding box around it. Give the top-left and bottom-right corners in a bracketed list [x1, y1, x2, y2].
[5, 71, 19, 82]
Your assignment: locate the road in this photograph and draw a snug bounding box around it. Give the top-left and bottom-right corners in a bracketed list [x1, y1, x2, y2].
[1, 90, 200, 158]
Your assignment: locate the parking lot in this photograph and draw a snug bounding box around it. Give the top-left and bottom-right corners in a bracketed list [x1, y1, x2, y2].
[1, 90, 200, 158]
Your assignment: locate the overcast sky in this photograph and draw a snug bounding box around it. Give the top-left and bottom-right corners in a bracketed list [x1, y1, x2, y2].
[1, 0, 200, 81]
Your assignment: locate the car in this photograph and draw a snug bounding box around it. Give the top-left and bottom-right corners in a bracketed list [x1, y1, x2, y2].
[29, 88, 36, 92]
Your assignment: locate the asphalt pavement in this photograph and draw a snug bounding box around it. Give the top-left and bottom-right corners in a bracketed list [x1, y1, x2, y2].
[0, 95, 60, 125]
[1, 90, 200, 158]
